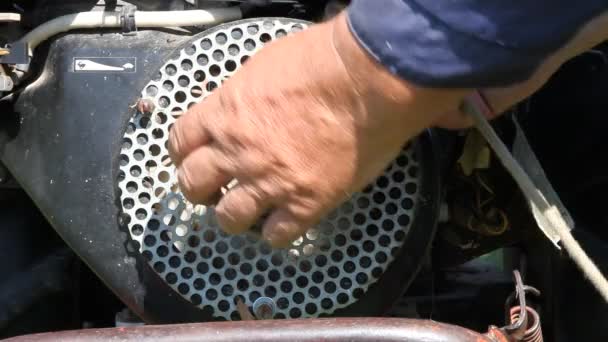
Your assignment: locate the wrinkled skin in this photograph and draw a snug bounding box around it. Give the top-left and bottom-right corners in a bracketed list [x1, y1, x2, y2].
[170, 11, 608, 246]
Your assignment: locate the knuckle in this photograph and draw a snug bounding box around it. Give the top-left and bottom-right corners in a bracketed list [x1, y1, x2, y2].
[217, 187, 262, 234]
[193, 107, 211, 134]
[217, 86, 239, 116]
[215, 202, 237, 227]
[272, 221, 291, 238]
[268, 218, 300, 243]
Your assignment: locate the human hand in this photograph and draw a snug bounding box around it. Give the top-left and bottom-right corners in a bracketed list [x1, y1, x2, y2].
[168, 12, 465, 247]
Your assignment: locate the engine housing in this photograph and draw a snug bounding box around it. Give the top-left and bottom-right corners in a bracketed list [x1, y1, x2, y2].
[0, 18, 441, 322]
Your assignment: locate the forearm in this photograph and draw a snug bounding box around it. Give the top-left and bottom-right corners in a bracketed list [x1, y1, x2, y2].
[482, 11, 608, 115]
[332, 12, 468, 137]
[347, 0, 608, 88]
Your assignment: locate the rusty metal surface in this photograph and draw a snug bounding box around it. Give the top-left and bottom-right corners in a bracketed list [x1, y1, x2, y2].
[5, 318, 495, 342]
[486, 326, 513, 342]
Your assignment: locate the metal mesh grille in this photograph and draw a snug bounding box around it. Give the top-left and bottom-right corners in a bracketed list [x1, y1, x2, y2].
[117, 18, 422, 320]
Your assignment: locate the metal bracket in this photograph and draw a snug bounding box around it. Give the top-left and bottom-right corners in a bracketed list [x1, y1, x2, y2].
[512, 116, 573, 248]
[0, 42, 28, 65]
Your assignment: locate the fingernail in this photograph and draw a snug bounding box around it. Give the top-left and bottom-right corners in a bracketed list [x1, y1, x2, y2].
[220, 225, 238, 235]
[263, 231, 289, 249]
[217, 216, 238, 235]
[262, 229, 277, 245]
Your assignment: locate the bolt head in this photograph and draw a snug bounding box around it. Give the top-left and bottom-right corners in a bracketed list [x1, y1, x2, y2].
[253, 297, 276, 320]
[136, 98, 155, 114]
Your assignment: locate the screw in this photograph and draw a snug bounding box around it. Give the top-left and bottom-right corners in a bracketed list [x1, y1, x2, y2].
[136, 98, 155, 114]
[253, 297, 275, 320]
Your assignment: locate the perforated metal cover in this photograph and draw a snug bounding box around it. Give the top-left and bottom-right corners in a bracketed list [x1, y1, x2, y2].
[117, 18, 422, 320]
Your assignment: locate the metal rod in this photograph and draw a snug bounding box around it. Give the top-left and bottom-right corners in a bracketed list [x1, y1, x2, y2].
[4, 317, 494, 342]
[462, 91, 608, 303]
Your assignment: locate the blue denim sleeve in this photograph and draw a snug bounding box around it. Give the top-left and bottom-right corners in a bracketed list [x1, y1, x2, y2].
[347, 0, 607, 87]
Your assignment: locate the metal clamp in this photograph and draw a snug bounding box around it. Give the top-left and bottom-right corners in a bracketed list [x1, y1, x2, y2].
[120, 6, 137, 35]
